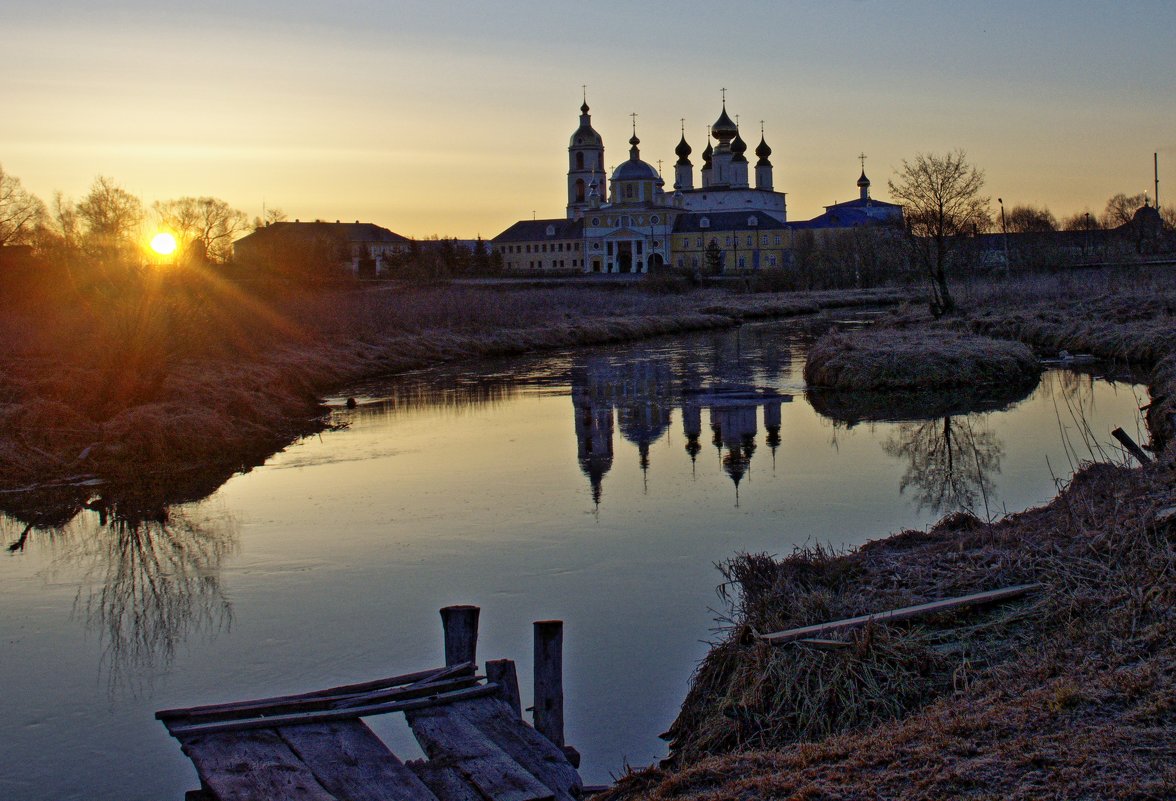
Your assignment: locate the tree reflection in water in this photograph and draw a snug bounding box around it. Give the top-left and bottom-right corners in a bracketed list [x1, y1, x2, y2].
[64, 506, 237, 692]
[883, 416, 1004, 518]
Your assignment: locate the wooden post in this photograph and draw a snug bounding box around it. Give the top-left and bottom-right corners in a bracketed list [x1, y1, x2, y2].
[533, 620, 564, 748]
[441, 605, 480, 667]
[1112, 427, 1152, 465]
[486, 659, 522, 719]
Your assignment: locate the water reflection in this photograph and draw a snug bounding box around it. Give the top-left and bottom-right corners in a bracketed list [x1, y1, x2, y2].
[883, 417, 1004, 518]
[569, 354, 791, 505]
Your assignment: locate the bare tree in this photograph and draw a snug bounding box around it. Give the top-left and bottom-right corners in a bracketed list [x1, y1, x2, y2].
[1005, 204, 1057, 233]
[1061, 210, 1102, 231]
[153, 196, 249, 263]
[76, 176, 144, 258]
[888, 150, 990, 317]
[0, 165, 48, 247]
[1102, 192, 1147, 228]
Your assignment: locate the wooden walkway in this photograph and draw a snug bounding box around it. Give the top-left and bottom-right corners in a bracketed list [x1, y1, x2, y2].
[158, 608, 585, 801]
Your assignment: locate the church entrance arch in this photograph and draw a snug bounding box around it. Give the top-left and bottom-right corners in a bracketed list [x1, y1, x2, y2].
[615, 241, 633, 273]
[647, 253, 664, 272]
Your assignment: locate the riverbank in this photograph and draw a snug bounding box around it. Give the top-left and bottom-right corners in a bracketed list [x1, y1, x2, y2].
[0, 274, 908, 525]
[600, 268, 1176, 801]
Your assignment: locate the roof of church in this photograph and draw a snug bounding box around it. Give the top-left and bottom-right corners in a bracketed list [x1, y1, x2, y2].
[672, 210, 786, 233]
[492, 218, 584, 243]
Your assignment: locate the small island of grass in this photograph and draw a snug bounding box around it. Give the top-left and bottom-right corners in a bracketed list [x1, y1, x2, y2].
[804, 328, 1041, 391]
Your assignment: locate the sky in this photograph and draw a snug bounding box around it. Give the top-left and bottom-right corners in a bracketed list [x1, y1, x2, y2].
[3, 0, 1175, 239]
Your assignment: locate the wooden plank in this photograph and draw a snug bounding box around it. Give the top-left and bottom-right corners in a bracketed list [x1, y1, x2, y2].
[406, 761, 483, 801]
[407, 706, 555, 801]
[176, 729, 337, 801]
[1112, 426, 1152, 465]
[278, 720, 440, 801]
[451, 697, 581, 801]
[758, 584, 1043, 645]
[167, 685, 500, 738]
[162, 676, 481, 725]
[796, 639, 852, 650]
[158, 664, 473, 721]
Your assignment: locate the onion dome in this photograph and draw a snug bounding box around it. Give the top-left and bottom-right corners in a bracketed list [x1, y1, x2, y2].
[711, 105, 738, 142]
[857, 169, 871, 189]
[755, 135, 772, 166]
[731, 131, 748, 163]
[675, 134, 692, 165]
[581, 99, 590, 114]
[570, 99, 602, 147]
[701, 140, 713, 167]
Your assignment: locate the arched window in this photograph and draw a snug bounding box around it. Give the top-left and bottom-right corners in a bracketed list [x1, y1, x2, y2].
[575, 180, 585, 202]
[575, 152, 585, 170]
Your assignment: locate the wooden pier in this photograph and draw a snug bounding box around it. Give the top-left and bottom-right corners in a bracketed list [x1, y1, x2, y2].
[158, 606, 585, 801]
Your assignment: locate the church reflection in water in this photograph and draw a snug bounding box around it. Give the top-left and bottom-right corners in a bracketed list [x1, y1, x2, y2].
[572, 355, 790, 505]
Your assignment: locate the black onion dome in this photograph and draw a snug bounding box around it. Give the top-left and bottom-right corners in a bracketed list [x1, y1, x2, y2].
[581, 100, 590, 114]
[857, 169, 871, 188]
[675, 134, 692, 164]
[731, 132, 748, 163]
[755, 135, 772, 165]
[701, 140, 714, 166]
[712, 106, 738, 140]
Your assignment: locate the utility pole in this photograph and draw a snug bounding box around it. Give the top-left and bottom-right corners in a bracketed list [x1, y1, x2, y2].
[998, 197, 1010, 274]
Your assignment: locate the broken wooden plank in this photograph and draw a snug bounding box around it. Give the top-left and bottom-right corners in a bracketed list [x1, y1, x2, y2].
[166, 684, 500, 738]
[451, 697, 581, 801]
[176, 729, 337, 801]
[486, 659, 522, 720]
[758, 583, 1043, 645]
[161, 676, 482, 725]
[407, 705, 555, 801]
[278, 720, 440, 801]
[406, 760, 483, 801]
[158, 663, 473, 721]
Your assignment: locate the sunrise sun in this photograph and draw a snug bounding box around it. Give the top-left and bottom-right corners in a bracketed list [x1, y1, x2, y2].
[149, 232, 177, 256]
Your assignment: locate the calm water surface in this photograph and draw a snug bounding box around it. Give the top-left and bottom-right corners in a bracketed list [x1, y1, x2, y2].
[0, 320, 1147, 800]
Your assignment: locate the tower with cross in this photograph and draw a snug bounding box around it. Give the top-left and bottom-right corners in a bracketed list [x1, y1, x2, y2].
[567, 89, 606, 219]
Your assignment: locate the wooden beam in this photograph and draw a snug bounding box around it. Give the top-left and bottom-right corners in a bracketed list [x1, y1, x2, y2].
[157, 664, 472, 721]
[407, 760, 483, 801]
[165, 684, 500, 738]
[758, 584, 1042, 645]
[162, 675, 482, 725]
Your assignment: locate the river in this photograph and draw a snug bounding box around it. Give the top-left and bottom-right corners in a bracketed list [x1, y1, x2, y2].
[0, 318, 1148, 800]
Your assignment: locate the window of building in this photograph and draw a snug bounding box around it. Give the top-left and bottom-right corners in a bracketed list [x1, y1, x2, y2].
[691, 256, 699, 267]
[677, 257, 684, 267]
[576, 152, 584, 170]
[761, 235, 769, 246]
[748, 216, 759, 226]
[696, 237, 702, 247]
[650, 215, 660, 224]
[738, 256, 746, 268]
[591, 217, 600, 226]
[769, 255, 777, 267]
[699, 217, 710, 228]
[546, 225, 555, 236]
[525, 245, 531, 253]
[774, 235, 781, 245]
[725, 236, 732, 246]
[625, 185, 634, 199]
[746, 235, 753, 246]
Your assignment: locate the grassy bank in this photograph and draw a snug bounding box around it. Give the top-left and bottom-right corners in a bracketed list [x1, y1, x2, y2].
[601, 267, 1176, 801]
[0, 269, 908, 525]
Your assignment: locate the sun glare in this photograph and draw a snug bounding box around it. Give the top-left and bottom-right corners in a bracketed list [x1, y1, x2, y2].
[150, 232, 178, 256]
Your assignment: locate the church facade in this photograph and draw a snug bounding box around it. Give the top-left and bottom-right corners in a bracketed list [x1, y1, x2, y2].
[492, 97, 899, 274]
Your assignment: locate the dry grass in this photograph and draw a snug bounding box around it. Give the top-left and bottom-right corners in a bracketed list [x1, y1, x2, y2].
[604, 461, 1176, 800]
[804, 328, 1040, 391]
